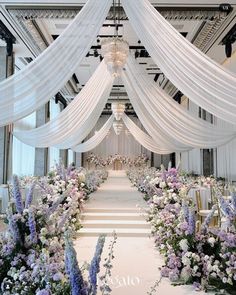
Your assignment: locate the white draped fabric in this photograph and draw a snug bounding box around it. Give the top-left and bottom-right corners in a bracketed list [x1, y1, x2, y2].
[84, 115, 146, 159]
[12, 113, 36, 176]
[14, 61, 114, 148]
[72, 115, 114, 152]
[122, 70, 189, 152]
[122, 0, 236, 124]
[126, 58, 236, 148]
[0, 0, 111, 126]
[122, 114, 174, 154]
[48, 100, 60, 169]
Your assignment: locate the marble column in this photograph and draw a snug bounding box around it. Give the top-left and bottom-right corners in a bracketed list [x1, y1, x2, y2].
[60, 149, 68, 168]
[34, 104, 49, 176]
[75, 152, 82, 168]
[0, 46, 14, 183]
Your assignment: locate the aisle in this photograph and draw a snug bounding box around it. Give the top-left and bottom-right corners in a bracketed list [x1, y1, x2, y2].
[75, 171, 205, 295]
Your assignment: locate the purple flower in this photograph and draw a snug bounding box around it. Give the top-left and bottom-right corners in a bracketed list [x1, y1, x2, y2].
[7, 210, 22, 245]
[25, 181, 36, 208]
[36, 289, 51, 295]
[12, 174, 23, 214]
[201, 205, 217, 231]
[188, 208, 195, 235]
[89, 235, 106, 294]
[65, 236, 86, 295]
[231, 192, 236, 211]
[28, 208, 37, 244]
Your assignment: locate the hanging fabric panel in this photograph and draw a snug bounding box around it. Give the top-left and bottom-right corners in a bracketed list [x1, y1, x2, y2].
[0, 0, 112, 126]
[122, 0, 236, 124]
[125, 57, 236, 148]
[14, 61, 114, 148]
[72, 115, 114, 152]
[122, 70, 190, 152]
[122, 114, 174, 154]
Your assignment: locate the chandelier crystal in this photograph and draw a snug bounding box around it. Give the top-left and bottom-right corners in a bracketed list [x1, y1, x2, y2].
[113, 121, 123, 135]
[101, 37, 129, 77]
[111, 102, 125, 120]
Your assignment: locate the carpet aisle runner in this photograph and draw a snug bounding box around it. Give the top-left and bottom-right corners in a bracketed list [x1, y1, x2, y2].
[75, 170, 206, 295]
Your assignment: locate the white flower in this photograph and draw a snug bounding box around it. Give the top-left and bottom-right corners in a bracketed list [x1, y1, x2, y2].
[160, 182, 166, 188]
[182, 255, 191, 266]
[180, 267, 191, 282]
[208, 237, 216, 247]
[179, 239, 189, 252]
[222, 277, 227, 283]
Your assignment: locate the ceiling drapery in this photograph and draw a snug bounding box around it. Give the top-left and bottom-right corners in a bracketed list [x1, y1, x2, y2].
[0, 0, 112, 126]
[122, 114, 175, 154]
[122, 0, 236, 124]
[125, 57, 236, 148]
[14, 61, 114, 148]
[122, 70, 190, 152]
[71, 115, 114, 153]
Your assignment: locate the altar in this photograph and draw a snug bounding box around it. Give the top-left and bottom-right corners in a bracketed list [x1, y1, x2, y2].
[113, 159, 123, 170]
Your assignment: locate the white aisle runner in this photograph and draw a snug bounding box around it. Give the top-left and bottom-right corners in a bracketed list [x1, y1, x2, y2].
[75, 170, 205, 295]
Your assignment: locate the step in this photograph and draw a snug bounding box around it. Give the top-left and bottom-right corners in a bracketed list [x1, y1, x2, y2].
[84, 207, 143, 214]
[82, 220, 150, 229]
[81, 212, 146, 221]
[77, 228, 151, 237]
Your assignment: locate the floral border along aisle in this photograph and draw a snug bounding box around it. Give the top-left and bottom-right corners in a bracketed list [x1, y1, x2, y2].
[0, 164, 115, 295]
[128, 166, 236, 294]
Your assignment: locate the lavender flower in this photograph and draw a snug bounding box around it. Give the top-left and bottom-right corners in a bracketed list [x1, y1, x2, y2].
[201, 204, 217, 231]
[36, 289, 51, 295]
[28, 208, 37, 244]
[25, 181, 36, 208]
[7, 210, 22, 245]
[65, 236, 86, 295]
[219, 197, 235, 220]
[182, 202, 189, 221]
[188, 208, 195, 235]
[89, 235, 106, 295]
[12, 174, 23, 214]
[231, 192, 236, 211]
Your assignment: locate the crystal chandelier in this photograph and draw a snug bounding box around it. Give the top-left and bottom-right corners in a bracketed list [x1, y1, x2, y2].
[101, 37, 129, 77]
[113, 121, 123, 135]
[111, 102, 125, 121]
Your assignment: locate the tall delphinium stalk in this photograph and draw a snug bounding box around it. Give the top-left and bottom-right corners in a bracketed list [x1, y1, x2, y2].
[100, 232, 117, 295]
[12, 174, 23, 214]
[28, 208, 37, 244]
[188, 208, 195, 235]
[201, 204, 218, 232]
[65, 234, 86, 295]
[25, 181, 36, 208]
[7, 209, 22, 245]
[88, 235, 106, 295]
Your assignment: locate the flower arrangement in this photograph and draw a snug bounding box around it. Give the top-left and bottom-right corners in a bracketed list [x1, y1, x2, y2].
[0, 164, 112, 295]
[128, 166, 236, 293]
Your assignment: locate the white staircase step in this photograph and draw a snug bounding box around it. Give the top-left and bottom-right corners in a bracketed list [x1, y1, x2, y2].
[77, 227, 151, 237]
[82, 220, 150, 229]
[81, 212, 146, 221]
[84, 207, 144, 213]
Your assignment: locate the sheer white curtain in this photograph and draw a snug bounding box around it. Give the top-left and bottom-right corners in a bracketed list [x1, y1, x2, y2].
[125, 57, 236, 147]
[122, 114, 174, 154]
[72, 115, 114, 152]
[12, 113, 36, 176]
[179, 101, 201, 174]
[84, 115, 145, 159]
[122, 0, 236, 124]
[14, 61, 114, 148]
[0, 0, 112, 126]
[68, 150, 74, 165]
[49, 100, 60, 169]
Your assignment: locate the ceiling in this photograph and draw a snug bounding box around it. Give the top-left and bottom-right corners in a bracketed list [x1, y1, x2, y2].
[0, 0, 236, 113]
